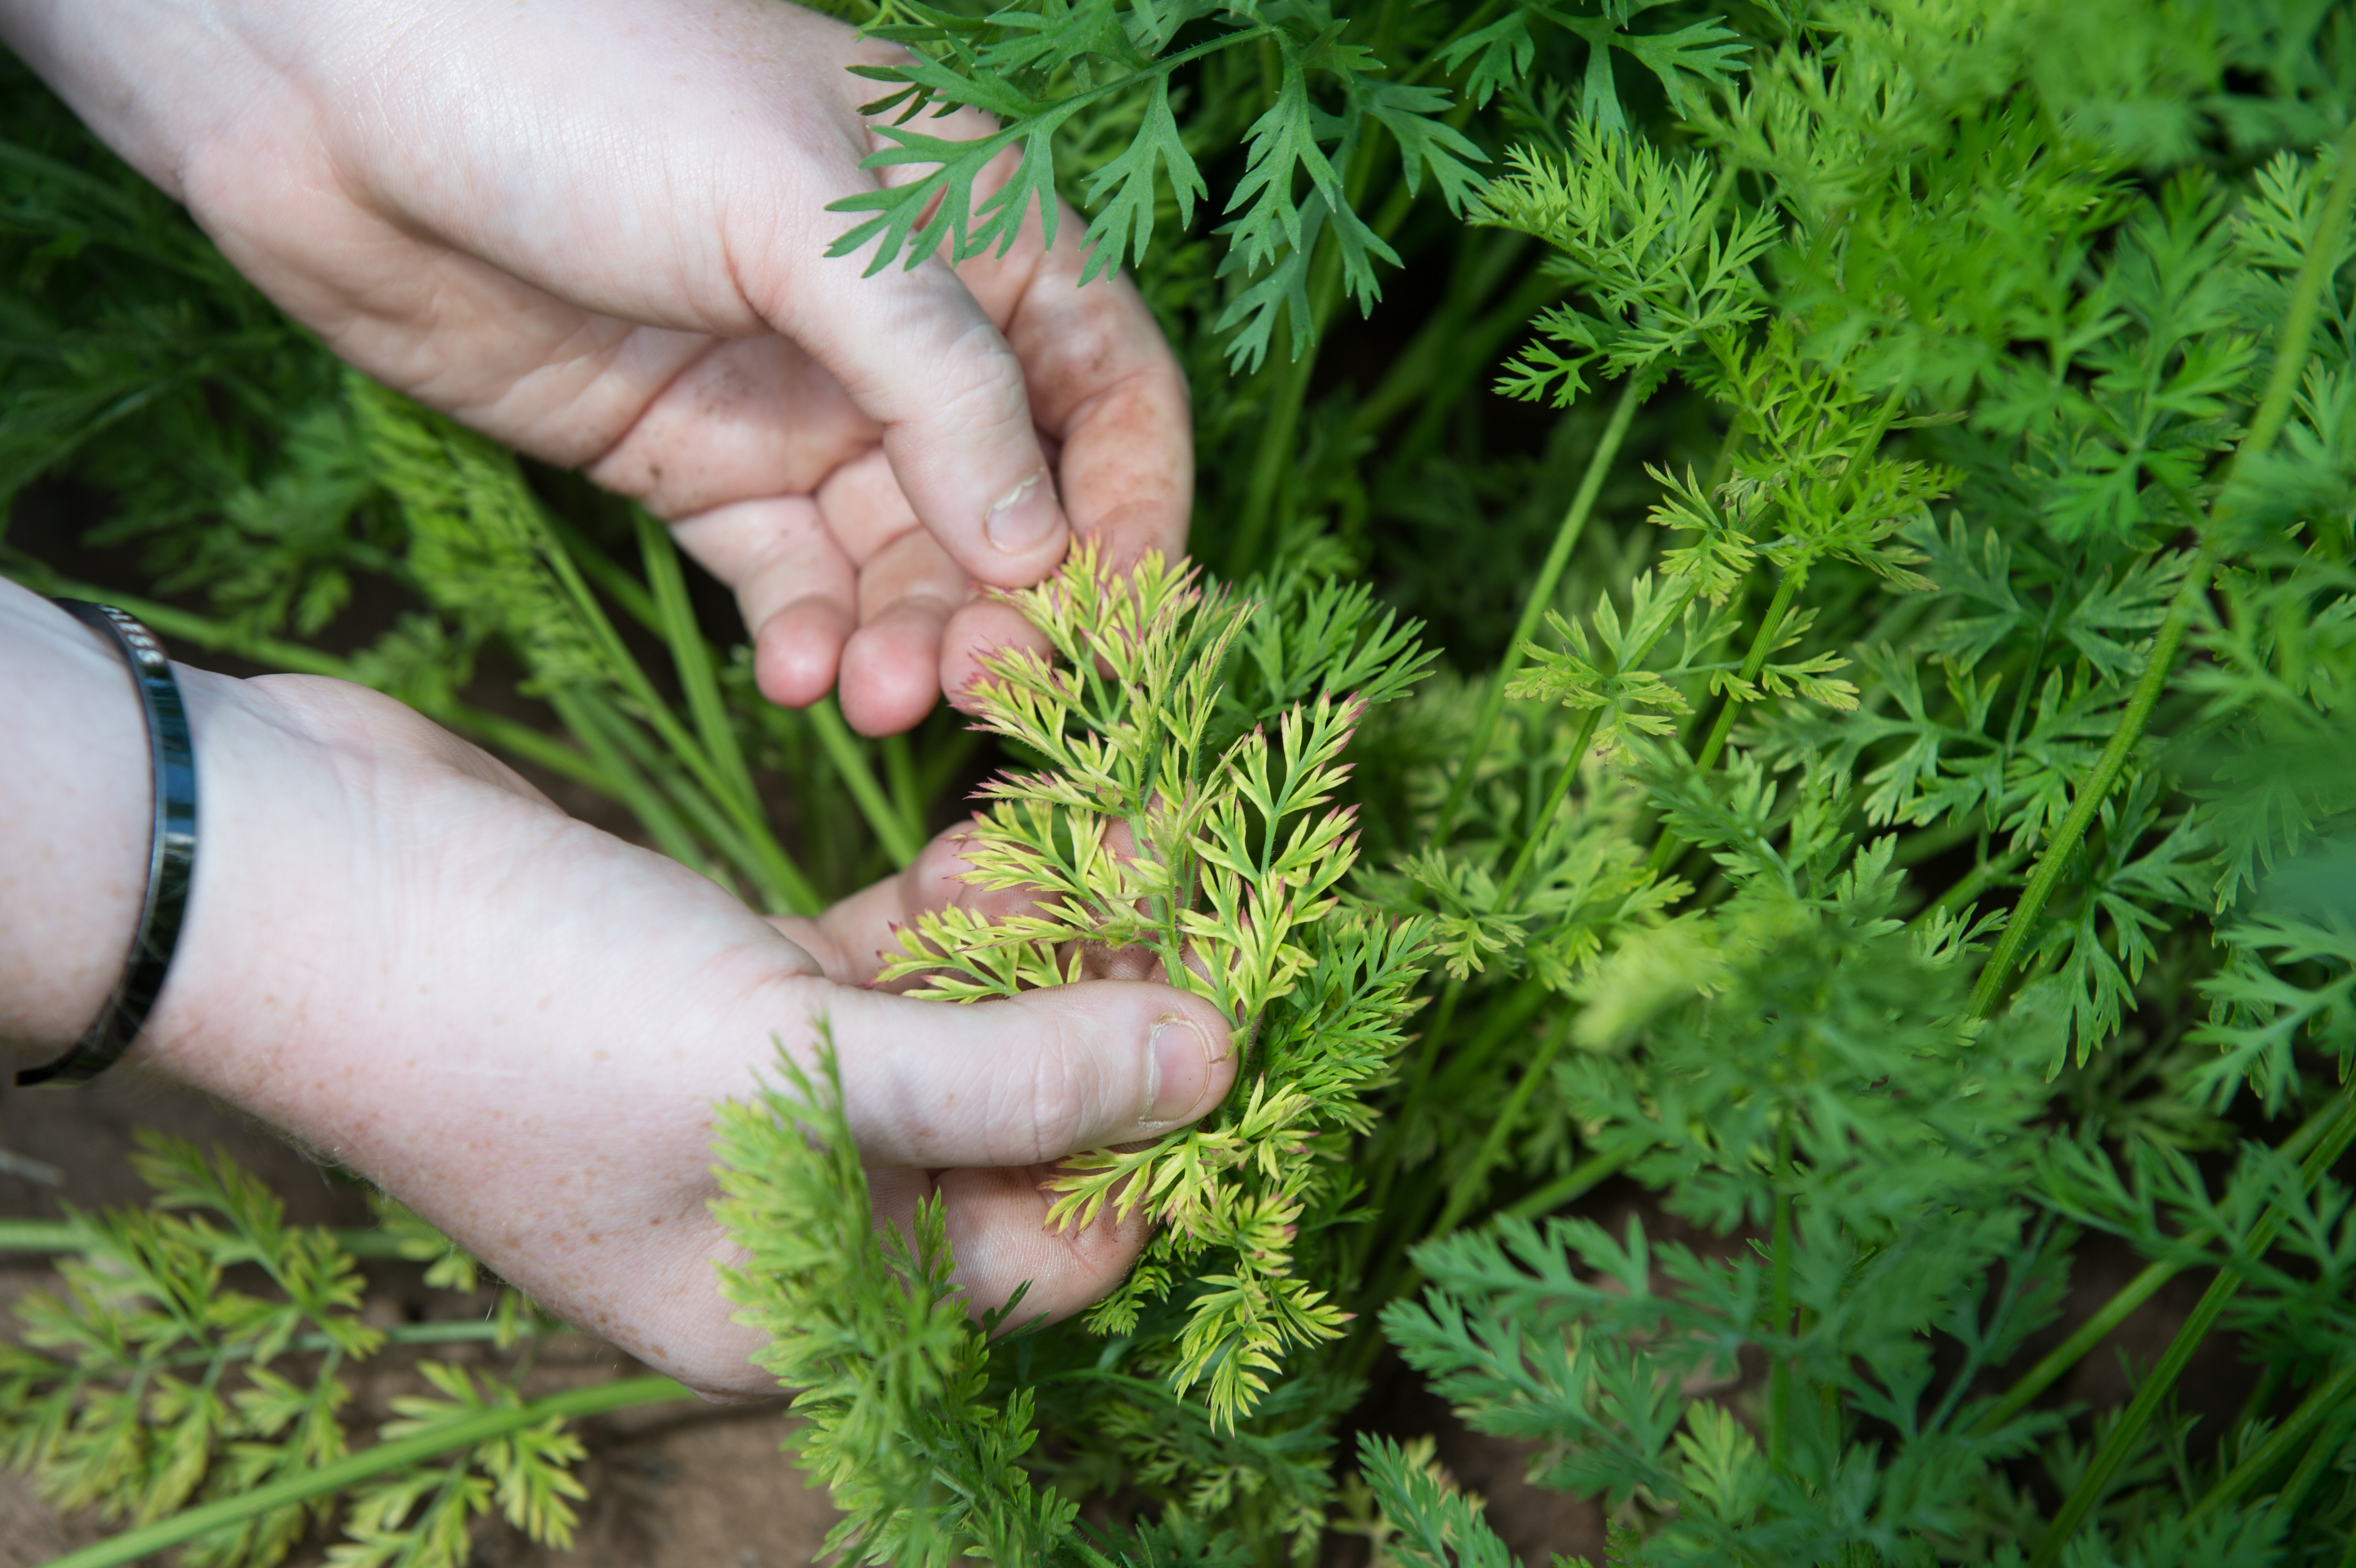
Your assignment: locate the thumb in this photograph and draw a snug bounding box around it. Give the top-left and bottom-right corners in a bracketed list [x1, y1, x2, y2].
[786, 978, 1235, 1168]
[774, 258, 1069, 589]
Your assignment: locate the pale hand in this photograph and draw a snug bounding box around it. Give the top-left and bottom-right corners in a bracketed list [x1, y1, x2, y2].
[0, 0, 1192, 734]
[0, 585, 1235, 1398]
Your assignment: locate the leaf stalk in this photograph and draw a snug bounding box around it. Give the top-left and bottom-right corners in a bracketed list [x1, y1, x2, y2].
[33, 1376, 692, 1568]
[1434, 377, 1646, 838]
[2029, 1089, 2356, 1564]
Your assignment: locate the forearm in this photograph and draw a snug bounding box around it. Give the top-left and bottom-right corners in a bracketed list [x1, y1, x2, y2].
[0, 0, 287, 200]
[0, 579, 391, 1091]
[0, 572, 794, 1381]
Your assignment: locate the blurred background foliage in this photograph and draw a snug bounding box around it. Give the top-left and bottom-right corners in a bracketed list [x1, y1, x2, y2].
[8, 0, 2356, 1563]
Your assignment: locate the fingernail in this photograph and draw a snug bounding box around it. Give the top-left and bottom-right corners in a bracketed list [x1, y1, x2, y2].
[1144, 1014, 1226, 1128]
[984, 471, 1063, 555]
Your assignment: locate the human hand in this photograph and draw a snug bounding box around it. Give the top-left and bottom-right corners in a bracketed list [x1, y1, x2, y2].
[0, 0, 1191, 735]
[1, 586, 1231, 1398]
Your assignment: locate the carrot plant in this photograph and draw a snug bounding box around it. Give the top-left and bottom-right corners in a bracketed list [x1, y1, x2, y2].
[7, 0, 2356, 1564]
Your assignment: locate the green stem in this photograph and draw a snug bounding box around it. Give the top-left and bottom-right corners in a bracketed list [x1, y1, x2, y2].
[1645, 569, 1802, 877]
[1427, 979, 1552, 1101]
[546, 515, 659, 630]
[1353, 979, 1547, 1314]
[34, 1376, 692, 1568]
[1229, 245, 1342, 577]
[915, 725, 979, 810]
[1976, 1089, 2351, 1438]
[1502, 1145, 1635, 1221]
[1497, 571, 1710, 904]
[2189, 1359, 2356, 1523]
[0, 1220, 417, 1258]
[2266, 1396, 2356, 1525]
[1967, 561, 2206, 1018]
[0, 1220, 82, 1251]
[1971, 125, 2356, 1022]
[2234, 1359, 2289, 1438]
[547, 688, 721, 878]
[882, 732, 927, 850]
[432, 703, 613, 794]
[1907, 843, 2029, 932]
[147, 1319, 528, 1377]
[1973, 1259, 2177, 1437]
[1431, 1018, 1572, 1237]
[1379, 272, 1569, 481]
[1767, 1118, 1795, 1476]
[807, 697, 924, 868]
[1230, 116, 1410, 577]
[1226, 76, 1437, 575]
[1496, 710, 1605, 899]
[1642, 370, 1897, 881]
[1352, 238, 1557, 452]
[1434, 379, 1645, 838]
[635, 509, 759, 818]
[2033, 1278, 2233, 1558]
[539, 537, 817, 913]
[1889, 809, 1989, 868]
[602, 709, 778, 882]
[2029, 1091, 2356, 1565]
[1362, 979, 1465, 1220]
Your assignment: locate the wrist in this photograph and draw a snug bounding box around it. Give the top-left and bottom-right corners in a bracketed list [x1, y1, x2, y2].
[133, 668, 817, 1390]
[128, 667, 360, 1096]
[0, 586, 154, 1055]
[0, 0, 282, 201]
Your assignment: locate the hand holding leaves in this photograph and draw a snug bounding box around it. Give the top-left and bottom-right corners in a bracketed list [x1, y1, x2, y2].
[876, 545, 1433, 1426]
[7, 0, 1193, 734]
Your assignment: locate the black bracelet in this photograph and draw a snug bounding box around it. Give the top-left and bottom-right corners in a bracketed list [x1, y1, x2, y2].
[18, 601, 198, 1089]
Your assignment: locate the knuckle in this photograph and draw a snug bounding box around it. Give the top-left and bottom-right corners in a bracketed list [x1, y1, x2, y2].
[931, 320, 1030, 436]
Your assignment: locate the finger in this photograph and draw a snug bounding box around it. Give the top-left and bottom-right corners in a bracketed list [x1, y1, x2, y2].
[838, 527, 969, 736]
[935, 207, 1189, 712]
[938, 596, 1052, 716]
[777, 978, 1234, 1169]
[761, 250, 1068, 592]
[747, 83, 1071, 590]
[668, 496, 860, 709]
[758, 599, 857, 711]
[585, 337, 880, 520]
[811, 447, 921, 566]
[971, 231, 1194, 572]
[781, 824, 1043, 987]
[938, 1164, 1150, 1330]
[813, 450, 974, 733]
